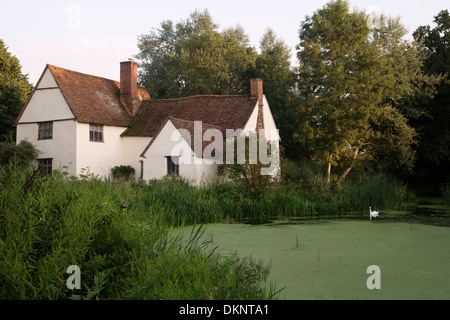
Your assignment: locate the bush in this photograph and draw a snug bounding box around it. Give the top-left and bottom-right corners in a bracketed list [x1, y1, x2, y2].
[218, 133, 280, 198]
[111, 165, 135, 182]
[0, 140, 39, 167]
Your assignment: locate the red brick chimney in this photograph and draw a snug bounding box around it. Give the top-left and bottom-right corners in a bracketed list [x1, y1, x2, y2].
[120, 60, 139, 115]
[250, 78, 264, 130]
[250, 78, 263, 107]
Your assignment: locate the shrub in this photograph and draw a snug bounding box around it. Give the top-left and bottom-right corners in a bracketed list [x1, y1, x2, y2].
[111, 165, 135, 182]
[218, 133, 280, 198]
[0, 140, 39, 167]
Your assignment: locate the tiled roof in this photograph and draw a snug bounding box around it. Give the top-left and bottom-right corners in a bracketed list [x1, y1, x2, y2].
[17, 64, 258, 139]
[48, 65, 149, 127]
[123, 95, 258, 137]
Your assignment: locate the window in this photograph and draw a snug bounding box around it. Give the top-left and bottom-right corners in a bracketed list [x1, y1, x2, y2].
[37, 159, 52, 175]
[139, 160, 144, 180]
[38, 122, 53, 140]
[89, 124, 103, 142]
[166, 156, 179, 176]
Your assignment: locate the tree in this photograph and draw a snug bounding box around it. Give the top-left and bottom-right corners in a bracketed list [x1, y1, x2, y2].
[295, 0, 439, 183]
[136, 9, 257, 98]
[0, 39, 33, 141]
[253, 28, 299, 160]
[411, 10, 450, 193]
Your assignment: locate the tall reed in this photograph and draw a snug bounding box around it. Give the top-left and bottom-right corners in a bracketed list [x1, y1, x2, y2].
[0, 163, 275, 300]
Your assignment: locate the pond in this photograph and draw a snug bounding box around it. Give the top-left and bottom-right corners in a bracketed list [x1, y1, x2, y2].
[175, 208, 450, 300]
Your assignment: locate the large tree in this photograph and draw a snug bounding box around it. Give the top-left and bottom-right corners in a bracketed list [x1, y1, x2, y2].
[412, 10, 450, 193]
[253, 28, 299, 159]
[135, 9, 257, 98]
[295, 0, 439, 183]
[0, 40, 33, 141]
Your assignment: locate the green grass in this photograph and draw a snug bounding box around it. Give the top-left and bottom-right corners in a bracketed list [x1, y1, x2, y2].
[178, 220, 450, 300]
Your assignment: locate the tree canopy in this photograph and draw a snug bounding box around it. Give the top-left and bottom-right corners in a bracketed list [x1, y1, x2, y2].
[136, 9, 257, 98]
[294, 0, 440, 182]
[411, 10, 450, 193]
[0, 39, 33, 141]
[136, 11, 299, 156]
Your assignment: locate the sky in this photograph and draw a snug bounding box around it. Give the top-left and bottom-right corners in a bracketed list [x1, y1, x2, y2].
[1, 0, 448, 85]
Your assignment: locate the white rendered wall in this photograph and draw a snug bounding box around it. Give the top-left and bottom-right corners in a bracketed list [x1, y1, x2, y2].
[38, 67, 58, 88]
[262, 96, 280, 141]
[121, 136, 151, 179]
[18, 69, 75, 123]
[16, 120, 77, 176]
[75, 123, 129, 180]
[16, 67, 77, 175]
[243, 96, 280, 141]
[142, 120, 223, 184]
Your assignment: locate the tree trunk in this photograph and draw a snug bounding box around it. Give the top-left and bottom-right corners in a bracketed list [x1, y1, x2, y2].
[327, 154, 333, 184]
[339, 148, 359, 182]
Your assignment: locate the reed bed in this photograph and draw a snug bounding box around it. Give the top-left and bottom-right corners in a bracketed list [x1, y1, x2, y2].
[0, 163, 277, 300]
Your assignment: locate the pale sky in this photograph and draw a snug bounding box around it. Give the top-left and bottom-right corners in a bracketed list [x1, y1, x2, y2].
[1, 0, 448, 85]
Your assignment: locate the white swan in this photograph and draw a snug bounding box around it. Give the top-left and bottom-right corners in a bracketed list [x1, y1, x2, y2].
[369, 207, 379, 220]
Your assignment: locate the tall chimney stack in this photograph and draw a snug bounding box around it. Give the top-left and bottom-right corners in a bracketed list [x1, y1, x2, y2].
[250, 78, 264, 130]
[250, 78, 263, 107]
[120, 60, 139, 115]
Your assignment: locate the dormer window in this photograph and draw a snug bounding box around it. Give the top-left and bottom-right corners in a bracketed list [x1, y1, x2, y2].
[38, 122, 53, 140]
[89, 124, 103, 142]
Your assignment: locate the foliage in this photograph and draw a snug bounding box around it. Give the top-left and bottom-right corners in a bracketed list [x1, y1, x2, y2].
[295, 0, 439, 182]
[127, 227, 276, 300]
[279, 158, 407, 214]
[0, 156, 410, 299]
[0, 163, 152, 299]
[218, 133, 280, 198]
[442, 182, 450, 207]
[411, 10, 450, 194]
[0, 139, 39, 167]
[136, 9, 257, 98]
[252, 28, 300, 160]
[111, 165, 135, 181]
[0, 163, 274, 300]
[0, 39, 33, 141]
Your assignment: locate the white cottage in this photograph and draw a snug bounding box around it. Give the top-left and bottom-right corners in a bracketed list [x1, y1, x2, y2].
[15, 61, 279, 184]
